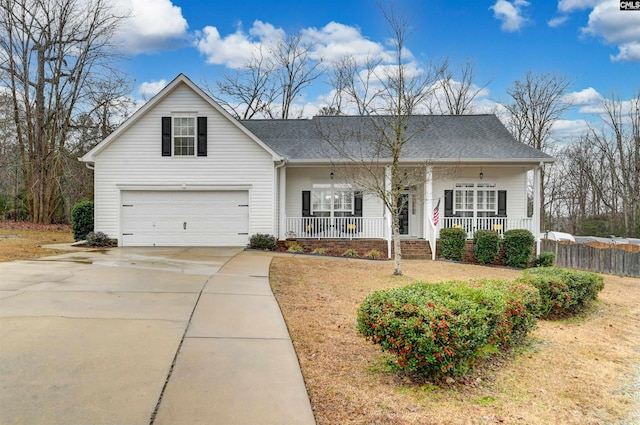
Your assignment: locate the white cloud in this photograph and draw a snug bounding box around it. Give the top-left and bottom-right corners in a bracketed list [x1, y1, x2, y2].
[551, 119, 590, 139]
[555, 0, 640, 62]
[302, 22, 393, 64]
[490, 0, 531, 32]
[112, 0, 189, 54]
[557, 0, 601, 13]
[611, 42, 640, 62]
[564, 87, 603, 105]
[195, 21, 284, 69]
[138, 79, 168, 99]
[547, 16, 568, 28]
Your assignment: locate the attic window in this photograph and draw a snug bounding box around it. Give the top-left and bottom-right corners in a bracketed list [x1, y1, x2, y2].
[173, 117, 195, 156]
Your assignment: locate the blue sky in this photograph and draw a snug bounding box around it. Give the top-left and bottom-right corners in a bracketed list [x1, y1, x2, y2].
[111, 0, 640, 141]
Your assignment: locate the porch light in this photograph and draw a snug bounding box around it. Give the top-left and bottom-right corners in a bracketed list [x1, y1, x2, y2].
[479, 167, 484, 180]
[330, 171, 334, 180]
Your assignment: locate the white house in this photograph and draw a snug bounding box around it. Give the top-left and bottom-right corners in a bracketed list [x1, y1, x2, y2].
[81, 74, 554, 259]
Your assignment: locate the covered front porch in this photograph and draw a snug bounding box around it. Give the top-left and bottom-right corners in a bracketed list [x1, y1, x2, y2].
[277, 165, 543, 259]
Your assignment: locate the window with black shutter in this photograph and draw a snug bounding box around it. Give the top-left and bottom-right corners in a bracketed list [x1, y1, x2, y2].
[161, 116, 206, 157]
[302, 191, 311, 217]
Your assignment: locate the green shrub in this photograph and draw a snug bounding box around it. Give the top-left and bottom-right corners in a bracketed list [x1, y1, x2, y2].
[365, 249, 381, 260]
[342, 248, 359, 257]
[71, 200, 94, 241]
[357, 279, 539, 379]
[85, 231, 114, 247]
[502, 229, 535, 268]
[287, 243, 304, 253]
[473, 230, 501, 264]
[311, 247, 326, 255]
[518, 267, 604, 318]
[439, 227, 468, 261]
[535, 252, 555, 267]
[249, 233, 277, 250]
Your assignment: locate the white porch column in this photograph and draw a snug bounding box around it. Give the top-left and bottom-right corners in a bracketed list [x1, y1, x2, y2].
[385, 165, 392, 259]
[424, 166, 436, 260]
[278, 166, 287, 239]
[533, 165, 542, 255]
[424, 166, 433, 239]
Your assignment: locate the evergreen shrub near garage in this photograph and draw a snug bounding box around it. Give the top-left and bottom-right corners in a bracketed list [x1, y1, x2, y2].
[249, 233, 277, 250]
[357, 279, 540, 379]
[71, 200, 94, 241]
[517, 267, 604, 318]
[473, 230, 501, 264]
[439, 227, 467, 261]
[502, 229, 535, 268]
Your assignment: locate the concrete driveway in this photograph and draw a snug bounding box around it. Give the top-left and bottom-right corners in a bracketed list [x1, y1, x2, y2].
[0, 247, 315, 425]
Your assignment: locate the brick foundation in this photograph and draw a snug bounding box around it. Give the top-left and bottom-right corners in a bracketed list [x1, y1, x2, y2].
[277, 238, 433, 259]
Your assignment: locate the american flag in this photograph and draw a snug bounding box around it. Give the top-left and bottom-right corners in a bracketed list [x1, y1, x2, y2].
[433, 199, 440, 226]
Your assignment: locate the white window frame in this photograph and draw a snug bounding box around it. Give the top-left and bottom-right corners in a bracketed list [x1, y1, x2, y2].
[454, 183, 475, 215]
[476, 183, 497, 215]
[173, 116, 196, 156]
[454, 182, 497, 216]
[311, 183, 354, 217]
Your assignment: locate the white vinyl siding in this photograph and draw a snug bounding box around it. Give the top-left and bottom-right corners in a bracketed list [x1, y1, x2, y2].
[285, 167, 383, 218]
[433, 166, 528, 218]
[93, 83, 275, 243]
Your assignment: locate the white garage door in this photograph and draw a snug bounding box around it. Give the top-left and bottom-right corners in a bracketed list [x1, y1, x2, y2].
[121, 191, 249, 246]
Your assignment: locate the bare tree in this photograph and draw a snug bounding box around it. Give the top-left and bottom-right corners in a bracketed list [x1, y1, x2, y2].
[207, 31, 322, 120]
[272, 33, 323, 119]
[502, 71, 571, 230]
[0, 0, 125, 223]
[428, 60, 489, 115]
[206, 48, 279, 119]
[321, 6, 443, 275]
[584, 90, 640, 237]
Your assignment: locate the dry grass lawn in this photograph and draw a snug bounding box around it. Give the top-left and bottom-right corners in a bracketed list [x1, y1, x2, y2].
[0, 221, 74, 262]
[270, 255, 640, 425]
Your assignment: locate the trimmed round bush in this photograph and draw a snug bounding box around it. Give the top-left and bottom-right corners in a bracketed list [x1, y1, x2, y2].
[473, 230, 501, 264]
[503, 229, 535, 268]
[439, 227, 467, 261]
[71, 200, 94, 241]
[357, 279, 539, 379]
[535, 252, 555, 267]
[249, 234, 277, 250]
[517, 267, 604, 318]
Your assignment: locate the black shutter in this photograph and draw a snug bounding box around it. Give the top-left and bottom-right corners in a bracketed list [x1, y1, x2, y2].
[302, 191, 311, 217]
[497, 191, 507, 217]
[354, 191, 363, 217]
[161, 117, 172, 156]
[197, 116, 207, 156]
[444, 190, 453, 217]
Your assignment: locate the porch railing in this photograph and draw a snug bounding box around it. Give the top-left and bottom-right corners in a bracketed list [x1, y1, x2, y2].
[285, 217, 385, 239]
[440, 217, 534, 239]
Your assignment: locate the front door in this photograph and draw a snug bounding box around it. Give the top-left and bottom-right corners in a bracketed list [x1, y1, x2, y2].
[398, 193, 409, 235]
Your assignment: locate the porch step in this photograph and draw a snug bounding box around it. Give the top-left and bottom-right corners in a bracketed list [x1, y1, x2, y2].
[398, 240, 432, 260]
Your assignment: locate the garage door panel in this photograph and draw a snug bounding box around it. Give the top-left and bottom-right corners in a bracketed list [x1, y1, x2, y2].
[121, 191, 249, 247]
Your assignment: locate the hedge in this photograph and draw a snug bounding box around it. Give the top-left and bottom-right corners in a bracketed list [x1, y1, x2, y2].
[503, 229, 535, 268]
[357, 279, 539, 379]
[71, 200, 94, 241]
[517, 267, 604, 318]
[439, 227, 468, 261]
[473, 230, 501, 264]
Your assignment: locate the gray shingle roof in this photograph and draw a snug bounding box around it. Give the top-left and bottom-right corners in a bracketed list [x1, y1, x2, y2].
[240, 114, 554, 163]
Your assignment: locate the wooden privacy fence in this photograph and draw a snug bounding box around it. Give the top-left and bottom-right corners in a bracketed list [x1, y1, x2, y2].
[541, 240, 640, 277]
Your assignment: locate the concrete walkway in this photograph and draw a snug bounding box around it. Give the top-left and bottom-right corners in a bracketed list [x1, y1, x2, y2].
[0, 248, 315, 425]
